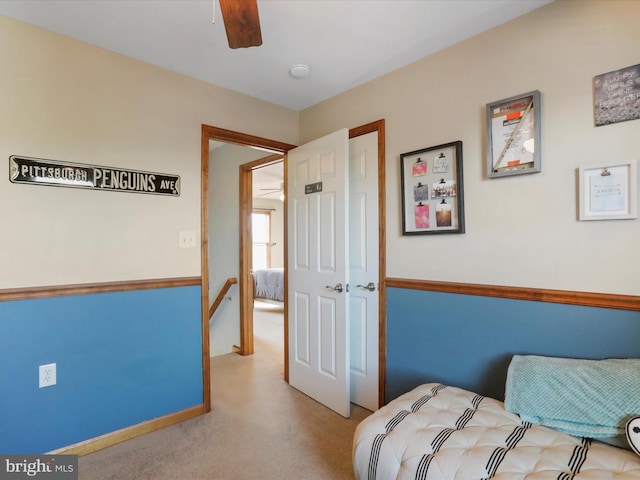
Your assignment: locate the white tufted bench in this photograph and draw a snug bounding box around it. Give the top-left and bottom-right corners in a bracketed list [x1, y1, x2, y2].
[353, 383, 640, 479]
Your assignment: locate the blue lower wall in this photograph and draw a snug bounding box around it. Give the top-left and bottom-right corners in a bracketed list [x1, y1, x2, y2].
[387, 287, 640, 403]
[0, 285, 203, 453]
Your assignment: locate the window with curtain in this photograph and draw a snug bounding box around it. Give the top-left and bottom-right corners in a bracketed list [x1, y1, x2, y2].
[252, 209, 271, 271]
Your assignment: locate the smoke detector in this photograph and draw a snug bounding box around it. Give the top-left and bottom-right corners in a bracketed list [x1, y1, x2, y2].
[289, 64, 310, 78]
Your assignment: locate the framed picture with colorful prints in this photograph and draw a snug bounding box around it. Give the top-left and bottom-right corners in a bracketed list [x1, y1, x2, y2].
[400, 141, 465, 235]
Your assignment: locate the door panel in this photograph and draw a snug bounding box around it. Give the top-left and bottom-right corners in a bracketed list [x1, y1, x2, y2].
[288, 129, 350, 417]
[319, 192, 336, 271]
[319, 296, 337, 376]
[349, 131, 379, 411]
[294, 292, 310, 365]
[349, 296, 367, 374]
[294, 197, 310, 270]
[350, 193, 367, 270]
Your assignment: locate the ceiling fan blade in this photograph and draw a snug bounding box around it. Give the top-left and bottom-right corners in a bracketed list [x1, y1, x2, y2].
[219, 0, 262, 49]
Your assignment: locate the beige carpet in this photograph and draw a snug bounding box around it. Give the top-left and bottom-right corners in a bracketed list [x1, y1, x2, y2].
[78, 304, 371, 479]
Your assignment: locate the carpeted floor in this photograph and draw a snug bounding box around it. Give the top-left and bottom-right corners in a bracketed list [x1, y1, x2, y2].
[78, 304, 370, 479]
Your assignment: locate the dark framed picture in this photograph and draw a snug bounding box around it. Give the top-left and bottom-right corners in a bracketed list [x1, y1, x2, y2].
[486, 90, 541, 178]
[400, 141, 465, 235]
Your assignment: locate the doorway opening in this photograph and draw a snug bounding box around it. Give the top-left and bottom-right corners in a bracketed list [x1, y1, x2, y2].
[246, 159, 285, 370]
[200, 121, 386, 414]
[200, 125, 295, 411]
[239, 154, 285, 361]
[251, 162, 286, 367]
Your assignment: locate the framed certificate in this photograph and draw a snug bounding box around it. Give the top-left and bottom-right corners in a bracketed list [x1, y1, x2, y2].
[400, 141, 465, 235]
[578, 160, 638, 221]
[486, 90, 541, 178]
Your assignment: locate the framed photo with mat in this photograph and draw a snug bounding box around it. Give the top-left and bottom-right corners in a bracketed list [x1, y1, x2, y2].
[578, 160, 638, 221]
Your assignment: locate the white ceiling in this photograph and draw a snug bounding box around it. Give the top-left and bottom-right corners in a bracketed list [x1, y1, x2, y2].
[253, 162, 284, 201]
[0, 0, 552, 111]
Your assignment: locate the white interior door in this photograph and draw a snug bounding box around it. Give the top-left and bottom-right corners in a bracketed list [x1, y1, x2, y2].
[287, 129, 350, 418]
[349, 131, 379, 411]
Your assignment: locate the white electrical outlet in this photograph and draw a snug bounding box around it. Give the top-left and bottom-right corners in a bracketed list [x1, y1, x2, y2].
[39, 363, 56, 388]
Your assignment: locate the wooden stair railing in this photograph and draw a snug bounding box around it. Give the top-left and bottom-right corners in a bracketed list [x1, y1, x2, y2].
[208, 277, 238, 320]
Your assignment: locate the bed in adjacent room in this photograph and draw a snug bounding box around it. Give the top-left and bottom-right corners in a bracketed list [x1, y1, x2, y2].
[253, 268, 284, 302]
[354, 356, 640, 479]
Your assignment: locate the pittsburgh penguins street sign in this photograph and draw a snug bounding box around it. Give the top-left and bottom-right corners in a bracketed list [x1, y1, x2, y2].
[9, 155, 180, 196]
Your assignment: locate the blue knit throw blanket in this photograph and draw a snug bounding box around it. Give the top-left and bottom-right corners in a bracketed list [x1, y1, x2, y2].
[505, 355, 640, 438]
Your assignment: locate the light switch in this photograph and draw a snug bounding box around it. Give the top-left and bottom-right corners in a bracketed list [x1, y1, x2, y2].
[179, 230, 197, 248]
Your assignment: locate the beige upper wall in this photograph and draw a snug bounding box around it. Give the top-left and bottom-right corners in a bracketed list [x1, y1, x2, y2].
[300, 0, 640, 296]
[0, 15, 298, 289]
[3, 2, 639, 296]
